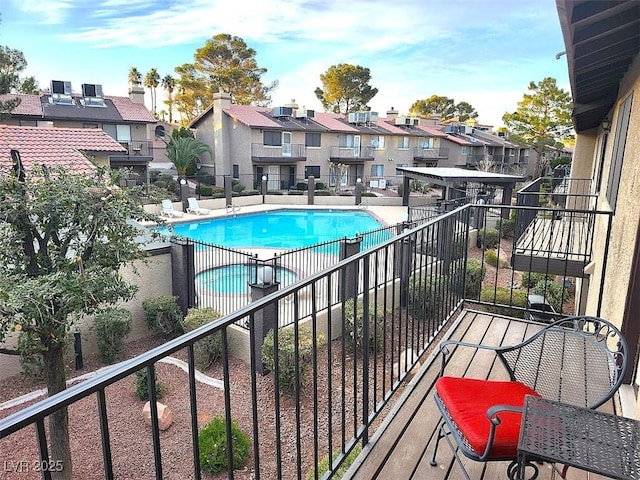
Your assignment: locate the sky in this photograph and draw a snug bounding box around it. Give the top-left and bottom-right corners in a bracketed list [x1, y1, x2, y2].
[1, 0, 571, 128]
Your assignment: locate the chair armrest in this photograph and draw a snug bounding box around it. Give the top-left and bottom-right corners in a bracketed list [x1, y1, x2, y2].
[472, 404, 524, 461]
[437, 339, 501, 377]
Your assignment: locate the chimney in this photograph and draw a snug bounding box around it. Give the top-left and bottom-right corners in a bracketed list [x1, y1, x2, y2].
[386, 107, 399, 119]
[213, 89, 232, 110]
[128, 84, 145, 105]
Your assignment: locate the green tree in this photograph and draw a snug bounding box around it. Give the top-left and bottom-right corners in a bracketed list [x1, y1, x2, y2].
[128, 66, 142, 86]
[315, 63, 378, 114]
[174, 62, 211, 125]
[0, 45, 39, 115]
[161, 74, 176, 123]
[192, 33, 277, 106]
[144, 67, 160, 116]
[0, 162, 159, 479]
[409, 95, 478, 121]
[166, 134, 213, 177]
[502, 77, 573, 177]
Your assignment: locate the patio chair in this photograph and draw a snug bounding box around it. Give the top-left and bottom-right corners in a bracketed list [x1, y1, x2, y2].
[186, 197, 210, 215]
[429, 316, 628, 480]
[160, 199, 184, 218]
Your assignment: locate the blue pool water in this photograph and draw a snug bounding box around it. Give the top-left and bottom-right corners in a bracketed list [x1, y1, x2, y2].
[197, 264, 298, 295]
[161, 209, 386, 249]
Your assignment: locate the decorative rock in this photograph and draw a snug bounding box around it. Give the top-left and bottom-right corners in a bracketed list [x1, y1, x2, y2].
[143, 401, 173, 431]
[393, 348, 422, 381]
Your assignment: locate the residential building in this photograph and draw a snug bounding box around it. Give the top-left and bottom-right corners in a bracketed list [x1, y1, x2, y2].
[0, 80, 157, 181]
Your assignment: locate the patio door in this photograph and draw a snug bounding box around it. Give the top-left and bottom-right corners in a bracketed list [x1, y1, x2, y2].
[353, 135, 361, 157]
[282, 132, 292, 157]
[267, 165, 280, 190]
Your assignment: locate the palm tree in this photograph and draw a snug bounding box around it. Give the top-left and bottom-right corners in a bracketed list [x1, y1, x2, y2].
[128, 67, 142, 86]
[166, 136, 213, 177]
[144, 68, 160, 116]
[161, 75, 176, 123]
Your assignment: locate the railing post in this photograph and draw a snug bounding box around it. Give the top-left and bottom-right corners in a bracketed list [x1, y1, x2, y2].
[339, 236, 363, 303]
[308, 175, 315, 205]
[355, 178, 363, 205]
[394, 224, 414, 308]
[250, 262, 279, 375]
[224, 175, 233, 207]
[171, 238, 196, 315]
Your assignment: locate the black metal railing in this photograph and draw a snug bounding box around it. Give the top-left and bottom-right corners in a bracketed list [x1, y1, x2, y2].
[119, 140, 153, 157]
[251, 143, 307, 162]
[329, 146, 375, 161]
[413, 147, 449, 160]
[0, 202, 613, 479]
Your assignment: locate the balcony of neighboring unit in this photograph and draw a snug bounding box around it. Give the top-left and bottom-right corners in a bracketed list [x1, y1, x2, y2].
[110, 140, 153, 164]
[465, 154, 485, 165]
[413, 147, 449, 164]
[251, 143, 306, 163]
[329, 145, 375, 162]
[518, 154, 530, 164]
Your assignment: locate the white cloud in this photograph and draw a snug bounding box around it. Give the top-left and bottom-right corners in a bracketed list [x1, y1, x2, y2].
[10, 0, 74, 24]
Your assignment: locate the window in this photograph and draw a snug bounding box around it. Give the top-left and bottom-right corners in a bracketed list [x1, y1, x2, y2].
[339, 134, 359, 147]
[371, 136, 385, 149]
[606, 92, 633, 210]
[263, 130, 281, 146]
[305, 132, 321, 147]
[305, 166, 320, 179]
[232, 164, 239, 179]
[19, 120, 37, 126]
[396, 163, 408, 175]
[103, 124, 131, 142]
[371, 164, 384, 177]
[462, 146, 471, 156]
[83, 123, 99, 129]
[398, 136, 410, 149]
[419, 138, 434, 149]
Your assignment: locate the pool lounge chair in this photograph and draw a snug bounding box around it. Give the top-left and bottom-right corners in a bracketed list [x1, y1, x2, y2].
[186, 197, 210, 215]
[160, 199, 184, 218]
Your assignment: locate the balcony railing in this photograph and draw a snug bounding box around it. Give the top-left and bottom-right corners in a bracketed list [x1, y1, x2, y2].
[413, 147, 449, 161]
[251, 143, 307, 163]
[329, 145, 375, 162]
[0, 202, 611, 479]
[118, 140, 153, 157]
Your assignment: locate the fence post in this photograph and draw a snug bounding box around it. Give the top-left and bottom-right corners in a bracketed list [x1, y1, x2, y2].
[224, 176, 233, 207]
[171, 239, 196, 315]
[308, 175, 315, 205]
[250, 263, 279, 375]
[339, 236, 363, 303]
[355, 178, 363, 205]
[394, 224, 414, 308]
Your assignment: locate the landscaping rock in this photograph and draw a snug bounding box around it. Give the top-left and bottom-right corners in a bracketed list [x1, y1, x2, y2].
[143, 401, 173, 431]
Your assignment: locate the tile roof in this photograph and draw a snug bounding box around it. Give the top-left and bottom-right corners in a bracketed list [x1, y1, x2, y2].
[311, 112, 359, 133]
[224, 105, 280, 128]
[0, 93, 44, 116]
[0, 125, 125, 175]
[443, 134, 473, 146]
[416, 125, 447, 137]
[107, 96, 156, 123]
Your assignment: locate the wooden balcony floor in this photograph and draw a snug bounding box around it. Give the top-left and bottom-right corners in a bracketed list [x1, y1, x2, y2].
[347, 310, 618, 480]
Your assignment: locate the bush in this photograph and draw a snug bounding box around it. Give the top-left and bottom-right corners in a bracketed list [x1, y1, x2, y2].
[521, 272, 551, 288]
[397, 184, 404, 198]
[496, 217, 516, 239]
[135, 367, 165, 401]
[478, 228, 500, 250]
[362, 192, 377, 197]
[314, 189, 331, 196]
[315, 182, 326, 190]
[288, 190, 304, 195]
[484, 249, 501, 268]
[17, 331, 46, 379]
[142, 295, 183, 336]
[199, 417, 250, 475]
[343, 298, 386, 351]
[533, 279, 569, 312]
[305, 444, 362, 479]
[296, 182, 308, 191]
[267, 190, 283, 195]
[181, 308, 222, 368]
[195, 173, 216, 186]
[94, 307, 132, 364]
[462, 258, 486, 298]
[239, 189, 260, 196]
[262, 326, 325, 394]
[408, 274, 448, 322]
[480, 287, 527, 318]
[195, 184, 213, 196]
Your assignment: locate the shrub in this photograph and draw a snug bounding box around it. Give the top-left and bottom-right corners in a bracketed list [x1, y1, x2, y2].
[462, 258, 486, 298]
[397, 184, 404, 198]
[135, 366, 165, 401]
[521, 271, 551, 288]
[288, 190, 304, 195]
[305, 444, 362, 480]
[408, 274, 448, 322]
[199, 417, 250, 475]
[362, 192, 377, 197]
[262, 326, 325, 394]
[484, 249, 500, 268]
[314, 189, 331, 196]
[266, 190, 283, 195]
[533, 279, 569, 312]
[195, 173, 216, 186]
[342, 298, 386, 351]
[142, 295, 183, 336]
[478, 228, 500, 250]
[239, 189, 260, 196]
[181, 308, 223, 368]
[315, 182, 326, 190]
[94, 307, 132, 364]
[296, 182, 308, 191]
[480, 287, 527, 318]
[195, 184, 213, 196]
[17, 331, 46, 379]
[496, 217, 516, 239]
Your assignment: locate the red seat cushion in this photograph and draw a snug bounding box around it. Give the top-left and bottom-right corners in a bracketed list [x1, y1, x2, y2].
[435, 377, 540, 458]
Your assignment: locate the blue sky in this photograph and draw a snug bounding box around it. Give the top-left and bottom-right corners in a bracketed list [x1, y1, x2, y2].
[1, 0, 570, 127]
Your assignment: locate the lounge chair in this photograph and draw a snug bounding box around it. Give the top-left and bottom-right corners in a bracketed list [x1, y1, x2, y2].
[160, 199, 184, 218]
[186, 197, 210, 215]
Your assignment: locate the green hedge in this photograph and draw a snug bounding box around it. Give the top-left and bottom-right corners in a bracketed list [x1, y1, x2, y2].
[181, 308, 222, 368]
[142, 295, 183, 336]
[95, 307, 132, 364]
[480, 287, 527, 318]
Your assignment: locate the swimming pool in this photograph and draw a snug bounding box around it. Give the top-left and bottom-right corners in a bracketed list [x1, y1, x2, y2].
[197, 264, 298, 295]
[161, 209, 387, 249]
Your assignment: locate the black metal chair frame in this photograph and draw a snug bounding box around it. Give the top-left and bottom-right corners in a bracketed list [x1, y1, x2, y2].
[429, 316, 628, 480]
